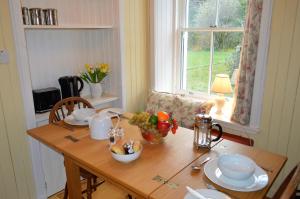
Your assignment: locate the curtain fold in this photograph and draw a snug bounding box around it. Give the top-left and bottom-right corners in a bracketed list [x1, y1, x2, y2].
[231, 0, 263, 125]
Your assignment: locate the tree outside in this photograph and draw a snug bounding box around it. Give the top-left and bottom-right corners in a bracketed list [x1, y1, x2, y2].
[184, 0, 247, 93]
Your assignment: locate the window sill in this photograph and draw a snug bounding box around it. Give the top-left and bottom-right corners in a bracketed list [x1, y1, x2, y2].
[177, 90, 260, 135]
[209, 100, 259, 136]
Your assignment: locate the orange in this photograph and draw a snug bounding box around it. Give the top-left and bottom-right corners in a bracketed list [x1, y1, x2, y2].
[157, 111, 169, 121]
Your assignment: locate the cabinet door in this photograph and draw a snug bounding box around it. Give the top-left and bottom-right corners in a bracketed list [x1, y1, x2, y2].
[36, 120, 66, 196]
[40, 144, 66, 196]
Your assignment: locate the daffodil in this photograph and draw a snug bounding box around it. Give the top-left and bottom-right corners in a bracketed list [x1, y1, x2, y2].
[80, 62, 109, 84]
[85, 64, 92, 73]
[100, 63, 109, 73]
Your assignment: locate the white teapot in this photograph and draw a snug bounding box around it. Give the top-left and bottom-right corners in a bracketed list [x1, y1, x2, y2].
[88, 111, 119, 140]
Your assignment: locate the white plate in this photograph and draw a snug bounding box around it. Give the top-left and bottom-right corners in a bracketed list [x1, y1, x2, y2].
[204, 159, 268, 192]
[64, 115, 89, 126]
[184, 189, 231, 199]
[72, 108, 96, 121]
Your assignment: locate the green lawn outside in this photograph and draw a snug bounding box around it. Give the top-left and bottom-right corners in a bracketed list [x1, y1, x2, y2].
[186, 50, 235, 92]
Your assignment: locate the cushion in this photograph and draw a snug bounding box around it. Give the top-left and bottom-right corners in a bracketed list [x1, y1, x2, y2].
[173, 96, 214, 129]
[145, 91, 177, 115]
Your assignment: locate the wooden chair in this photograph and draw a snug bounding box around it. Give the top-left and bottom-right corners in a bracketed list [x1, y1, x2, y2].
[271, 162, 300, 199]
[49, 97, 104, 199]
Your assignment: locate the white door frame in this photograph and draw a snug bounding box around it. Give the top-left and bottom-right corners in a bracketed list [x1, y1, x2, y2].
[9, 0, 48, 198]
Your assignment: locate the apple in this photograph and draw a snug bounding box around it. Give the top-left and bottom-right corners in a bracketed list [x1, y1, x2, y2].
[142, 131, 155, 141]
[157, 121, 171, 136]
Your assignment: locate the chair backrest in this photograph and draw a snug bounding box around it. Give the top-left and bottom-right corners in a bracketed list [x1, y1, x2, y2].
[273, 162, 300, 199]
[49, 97, 93, 123]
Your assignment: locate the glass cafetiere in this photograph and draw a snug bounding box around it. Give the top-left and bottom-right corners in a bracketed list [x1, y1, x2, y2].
[194, 114, 223, 149]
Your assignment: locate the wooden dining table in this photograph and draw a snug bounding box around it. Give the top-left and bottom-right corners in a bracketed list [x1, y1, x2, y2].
[27, 114, 287, 199]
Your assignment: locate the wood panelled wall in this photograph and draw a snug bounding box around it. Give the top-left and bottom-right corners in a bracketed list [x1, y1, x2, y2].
[253, 0, 300, 194]
[123, 0, 150, 112]
[0, 0, 35, 198]
[152, 0, 175, 92]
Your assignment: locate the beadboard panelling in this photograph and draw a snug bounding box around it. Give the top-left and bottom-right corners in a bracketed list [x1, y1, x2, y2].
[123, 0, 150, 112]
[21, 0, 113, 26]
[253, 0, 300, 195]
[152, 0, 175, 92]
[25, 28, 121, 98]
[0, 0, 35, 198]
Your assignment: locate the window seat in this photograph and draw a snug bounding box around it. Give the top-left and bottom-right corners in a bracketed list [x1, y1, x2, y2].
[146, 91, 254, 146]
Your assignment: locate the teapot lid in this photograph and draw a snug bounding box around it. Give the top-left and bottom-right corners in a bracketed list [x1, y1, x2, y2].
[195, 114, 212, 123]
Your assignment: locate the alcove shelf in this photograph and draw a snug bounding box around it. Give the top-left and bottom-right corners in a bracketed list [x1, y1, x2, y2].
[24, 25, 114, 30]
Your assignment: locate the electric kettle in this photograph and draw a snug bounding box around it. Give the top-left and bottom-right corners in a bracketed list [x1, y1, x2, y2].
[58, 76, 84, 99]
[88, 111, 120, 140]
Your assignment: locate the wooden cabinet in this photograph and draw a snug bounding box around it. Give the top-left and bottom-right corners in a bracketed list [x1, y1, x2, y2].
[10, 0, 122, 197]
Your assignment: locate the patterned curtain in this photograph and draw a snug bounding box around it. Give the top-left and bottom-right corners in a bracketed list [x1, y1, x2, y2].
[231, 0, 263, 125]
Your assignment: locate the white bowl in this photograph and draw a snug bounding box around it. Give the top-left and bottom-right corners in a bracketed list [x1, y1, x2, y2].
[218, 154, 256, 180]
[72, 108, 96, 121]
[111, 148, 142, 163]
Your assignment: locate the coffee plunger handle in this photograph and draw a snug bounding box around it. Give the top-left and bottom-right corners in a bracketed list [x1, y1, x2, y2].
[211, 123, 223, 142]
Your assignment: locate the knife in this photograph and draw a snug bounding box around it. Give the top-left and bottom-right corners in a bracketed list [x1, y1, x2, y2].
[186, 186, 207, 199]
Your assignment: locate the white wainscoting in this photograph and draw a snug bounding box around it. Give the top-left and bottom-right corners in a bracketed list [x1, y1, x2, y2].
[25, 29, 114, 94]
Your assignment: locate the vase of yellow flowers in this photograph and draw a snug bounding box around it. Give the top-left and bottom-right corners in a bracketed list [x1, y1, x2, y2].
[80, 63, 109, 98]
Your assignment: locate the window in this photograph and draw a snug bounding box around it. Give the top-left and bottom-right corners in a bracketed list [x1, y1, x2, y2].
[151, 0, 272, 133]
[178, 0, 247, 95]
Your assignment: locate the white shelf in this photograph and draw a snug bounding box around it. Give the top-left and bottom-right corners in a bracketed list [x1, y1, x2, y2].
[24, 25, 114, 30]
[84, 94, 118, 106]
[35, 93, 118, 123]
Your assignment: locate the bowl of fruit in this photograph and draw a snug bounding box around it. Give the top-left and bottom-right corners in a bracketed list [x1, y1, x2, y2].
[110, 140, 142, 163]
[129, 111, 178, 144]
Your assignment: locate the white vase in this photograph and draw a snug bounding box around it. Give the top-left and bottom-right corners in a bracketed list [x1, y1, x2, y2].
[89, 83, 103, 98]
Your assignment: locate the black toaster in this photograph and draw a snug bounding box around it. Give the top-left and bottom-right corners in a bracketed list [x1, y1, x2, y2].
[33, 87, 61, 113]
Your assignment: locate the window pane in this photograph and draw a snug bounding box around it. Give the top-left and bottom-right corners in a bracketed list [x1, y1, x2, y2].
[217, 0, 248, 27]
[212, 32, 243, 96]
[187, 0, 247, 28]
[187, 0, 217, 28]
[185, 32, 211, 92]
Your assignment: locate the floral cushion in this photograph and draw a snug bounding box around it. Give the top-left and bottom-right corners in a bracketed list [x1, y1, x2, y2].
[145, 91, 177, 115]
[145, 91, 214, 129]
[173, 96, 214, 129]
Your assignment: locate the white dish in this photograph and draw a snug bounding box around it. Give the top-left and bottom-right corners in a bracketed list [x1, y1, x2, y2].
[184, 188, 231, 199]
[64, 115, 88, 126]
[72, 108, 96, 121]
[111, 147, 142, 163]
[218, 154, 256, 180]
[204, 158, 268, 192]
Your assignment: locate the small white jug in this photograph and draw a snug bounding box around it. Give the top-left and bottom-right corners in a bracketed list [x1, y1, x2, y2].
[88, 111, 120, 140]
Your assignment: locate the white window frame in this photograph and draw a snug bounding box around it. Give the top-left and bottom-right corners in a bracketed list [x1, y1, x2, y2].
[173, 0, 273, 135]
[179, 0, 245, 94]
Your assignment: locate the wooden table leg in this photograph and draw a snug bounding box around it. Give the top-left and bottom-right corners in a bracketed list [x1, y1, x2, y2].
[64, 156, 81, 199]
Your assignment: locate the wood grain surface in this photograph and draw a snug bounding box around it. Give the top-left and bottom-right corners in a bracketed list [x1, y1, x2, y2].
[27, 117, 286, 199]
[150, 139, 287, 199]
[28, 117, 213, 198]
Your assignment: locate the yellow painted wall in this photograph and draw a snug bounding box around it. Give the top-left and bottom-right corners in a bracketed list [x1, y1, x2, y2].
[0, 0, 35, 198]
[253, 0, 300, 194]
[123, 0, 150, 112]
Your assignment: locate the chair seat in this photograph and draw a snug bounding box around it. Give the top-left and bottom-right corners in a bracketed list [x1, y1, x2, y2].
[80, 168, 97, 179]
